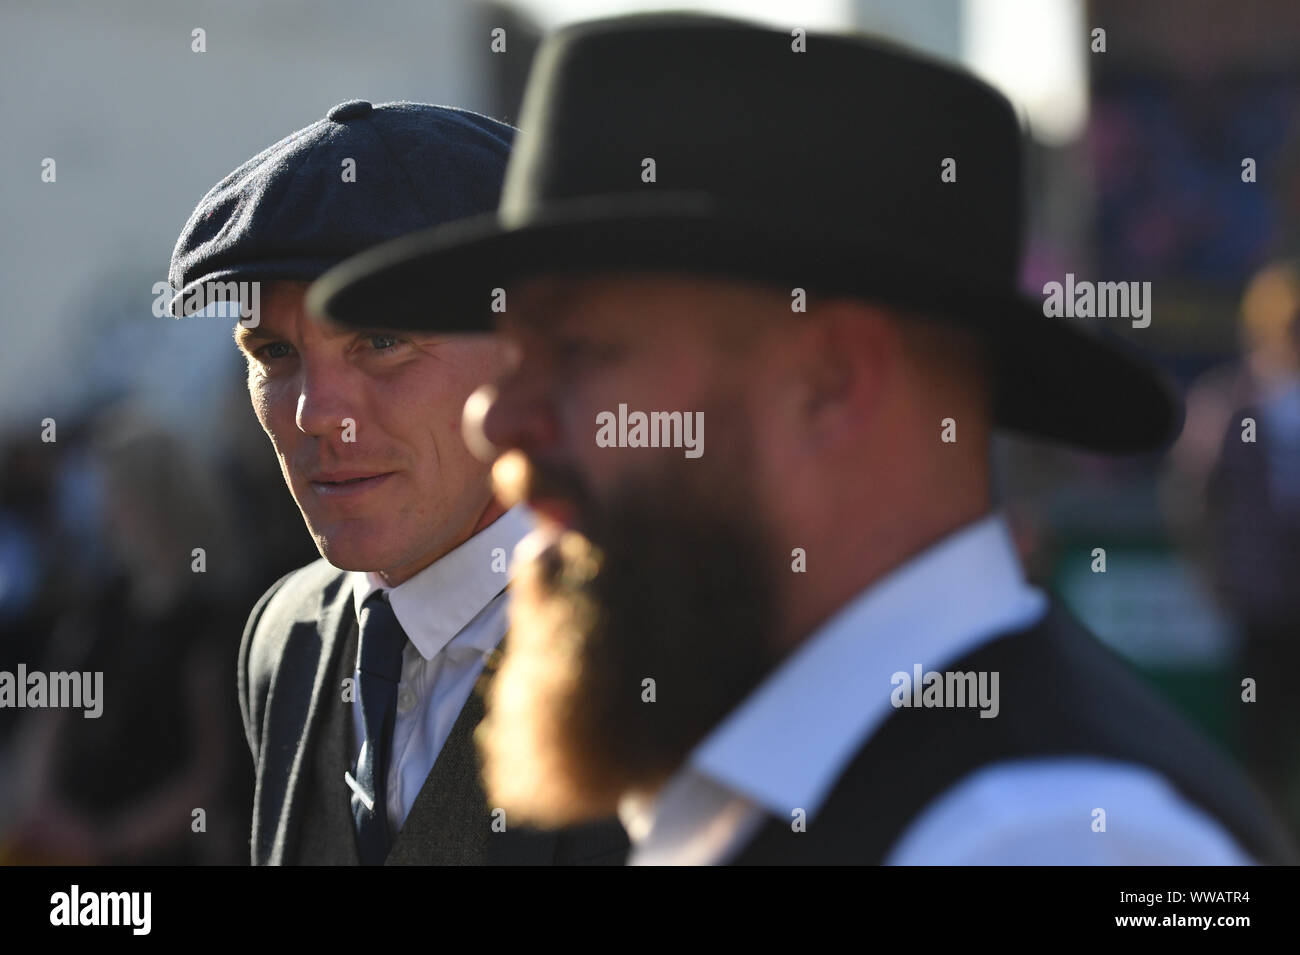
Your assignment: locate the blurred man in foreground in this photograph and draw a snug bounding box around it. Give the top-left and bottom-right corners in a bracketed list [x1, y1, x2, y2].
[313, 16, 1297, 864]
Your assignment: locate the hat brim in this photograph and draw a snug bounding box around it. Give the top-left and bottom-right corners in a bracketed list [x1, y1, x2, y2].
[307, 198, 1183, 455]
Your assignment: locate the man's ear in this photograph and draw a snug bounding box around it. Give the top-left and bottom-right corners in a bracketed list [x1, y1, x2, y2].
[795, 299, 900, 446]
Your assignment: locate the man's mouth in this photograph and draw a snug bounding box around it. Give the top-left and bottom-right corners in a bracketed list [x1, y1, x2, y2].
[308, 471, 396, 497]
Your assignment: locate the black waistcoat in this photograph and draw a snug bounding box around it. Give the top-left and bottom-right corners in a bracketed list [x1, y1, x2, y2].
[731, 600, 1297, 865]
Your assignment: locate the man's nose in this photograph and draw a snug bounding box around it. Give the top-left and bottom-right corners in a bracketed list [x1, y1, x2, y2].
[463, 370, 559, 463]
[294, 361, 355, 439]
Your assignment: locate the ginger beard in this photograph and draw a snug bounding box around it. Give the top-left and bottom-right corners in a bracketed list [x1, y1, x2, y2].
[476, 420, 782, 827]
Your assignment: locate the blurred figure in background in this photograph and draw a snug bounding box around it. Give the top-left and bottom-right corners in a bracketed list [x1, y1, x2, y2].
[1200, 259, 1300, 837]
[0, 435, 64, 708]
[0, 420, 108, 844]
[4, 407, 251, 864]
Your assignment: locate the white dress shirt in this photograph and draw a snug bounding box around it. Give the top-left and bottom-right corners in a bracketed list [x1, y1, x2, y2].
[618, 512, 1254, 865]
[349, 505, 530, 835]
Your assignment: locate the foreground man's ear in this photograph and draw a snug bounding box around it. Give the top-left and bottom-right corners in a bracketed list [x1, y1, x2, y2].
[462, 383, 498, 463]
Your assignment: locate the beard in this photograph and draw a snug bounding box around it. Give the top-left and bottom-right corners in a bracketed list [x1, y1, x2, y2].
[476, 419, 783, 828]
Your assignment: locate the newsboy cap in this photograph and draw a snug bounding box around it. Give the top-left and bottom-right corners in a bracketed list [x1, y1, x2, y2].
[167, 99, 514, 318]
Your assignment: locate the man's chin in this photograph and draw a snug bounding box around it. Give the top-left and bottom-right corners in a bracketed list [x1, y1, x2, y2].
[476, 495, 779, 829]
[308, 525, 408, 574]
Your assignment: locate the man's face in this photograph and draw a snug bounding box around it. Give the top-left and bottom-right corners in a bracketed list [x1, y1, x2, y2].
[478, 273, 798, 533]
[236, 281, 505, 581]
[473, 272, 796, 825]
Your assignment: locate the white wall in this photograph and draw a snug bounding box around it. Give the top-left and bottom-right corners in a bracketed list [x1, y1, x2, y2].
[0, 0, 487, 441]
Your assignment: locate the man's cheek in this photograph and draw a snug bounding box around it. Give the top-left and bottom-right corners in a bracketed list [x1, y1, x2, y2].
[246, 375, 275, 427]
[250, 379, 294, 436]
[250, 388, 302, 484]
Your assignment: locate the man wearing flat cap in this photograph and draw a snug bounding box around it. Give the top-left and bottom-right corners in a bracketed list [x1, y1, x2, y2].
[314, 16, 1298, 864]
[168, 100, 627, 865]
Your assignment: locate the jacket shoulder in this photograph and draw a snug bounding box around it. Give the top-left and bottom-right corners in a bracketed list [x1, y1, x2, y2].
[237, 559, 351, 755]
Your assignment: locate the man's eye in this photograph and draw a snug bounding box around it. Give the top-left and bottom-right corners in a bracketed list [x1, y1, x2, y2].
[255, 341, 293, 361]
[367, 334, 400, 350]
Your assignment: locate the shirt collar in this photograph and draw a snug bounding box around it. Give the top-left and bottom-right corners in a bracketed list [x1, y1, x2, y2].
[678, 510, 1047, 823]
[350, 505, 532, 661]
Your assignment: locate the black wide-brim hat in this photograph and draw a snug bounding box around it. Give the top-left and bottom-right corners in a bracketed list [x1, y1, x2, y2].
[310, 13, 1182, 454]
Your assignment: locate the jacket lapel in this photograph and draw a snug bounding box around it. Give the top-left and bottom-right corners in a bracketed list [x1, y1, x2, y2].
[292, 617, 363, 864]
[267, 575, 356, 864]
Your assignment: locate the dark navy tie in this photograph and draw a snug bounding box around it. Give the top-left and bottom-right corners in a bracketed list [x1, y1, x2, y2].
[346, 592, 407, 865]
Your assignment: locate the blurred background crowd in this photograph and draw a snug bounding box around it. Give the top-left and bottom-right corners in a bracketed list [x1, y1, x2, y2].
[1, 0, 1298, 863]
